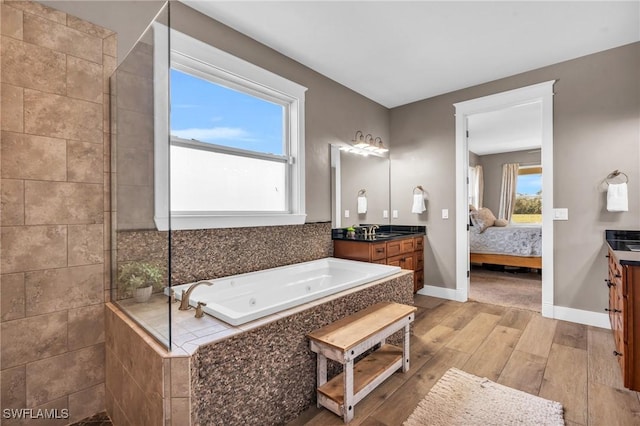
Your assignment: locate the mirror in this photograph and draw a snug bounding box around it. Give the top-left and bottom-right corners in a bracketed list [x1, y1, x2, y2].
[330, 144, 390, 228]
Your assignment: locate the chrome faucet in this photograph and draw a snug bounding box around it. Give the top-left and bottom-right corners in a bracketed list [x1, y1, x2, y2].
[369, 225, 379, 238]
[178, 280, 213, 310]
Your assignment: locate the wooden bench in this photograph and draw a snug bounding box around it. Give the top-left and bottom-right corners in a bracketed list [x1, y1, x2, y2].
[307, 301, 416, 423]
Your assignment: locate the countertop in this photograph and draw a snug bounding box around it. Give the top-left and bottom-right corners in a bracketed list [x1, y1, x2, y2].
[332, 225, 426, 242]
[605, 229, 640, 266]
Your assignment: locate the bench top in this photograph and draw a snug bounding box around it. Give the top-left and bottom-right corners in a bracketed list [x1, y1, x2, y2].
[307, 301, 416, 351]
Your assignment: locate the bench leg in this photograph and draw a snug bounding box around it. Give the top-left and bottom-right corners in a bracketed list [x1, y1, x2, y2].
[402, 324, 410, 372]
[343, 359, 354, 423]
[317, 354, 327, 408]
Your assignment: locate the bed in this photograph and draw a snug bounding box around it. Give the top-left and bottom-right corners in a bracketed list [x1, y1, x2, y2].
[470, 225, 542, 269]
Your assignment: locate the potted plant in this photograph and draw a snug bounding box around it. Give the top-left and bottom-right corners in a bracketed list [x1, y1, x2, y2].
[118, 261, 164, 303]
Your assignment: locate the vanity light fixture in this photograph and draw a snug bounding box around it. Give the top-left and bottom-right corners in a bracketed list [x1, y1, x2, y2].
[340, 131, 389, 156]
[374, 137, 389, 153]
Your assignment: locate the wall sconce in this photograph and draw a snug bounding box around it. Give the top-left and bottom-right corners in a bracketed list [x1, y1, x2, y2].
[340, 131, 389, 156]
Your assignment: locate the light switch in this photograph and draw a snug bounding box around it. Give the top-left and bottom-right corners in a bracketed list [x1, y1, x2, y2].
[553, 208, 568, 220]
[392, 210, 398, 218]
[344, 210, 350, 218]
[442, 209, 449, 219]
[383, 210, 389, 218]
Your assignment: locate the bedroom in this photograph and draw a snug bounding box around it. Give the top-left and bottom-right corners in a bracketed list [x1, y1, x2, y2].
[467, 103, 544, 312]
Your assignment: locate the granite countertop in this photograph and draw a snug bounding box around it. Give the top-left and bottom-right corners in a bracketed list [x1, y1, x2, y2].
[332, 225, 426, 242]
[605, 229, 640, 266]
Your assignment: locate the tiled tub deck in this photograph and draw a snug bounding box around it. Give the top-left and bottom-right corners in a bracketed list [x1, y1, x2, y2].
[105, 270, 414, 425]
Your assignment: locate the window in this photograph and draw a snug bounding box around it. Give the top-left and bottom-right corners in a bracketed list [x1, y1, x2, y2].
[512, 166, 542, 224]
[153, 24, 307, 230]
[468, 166, 477, 207]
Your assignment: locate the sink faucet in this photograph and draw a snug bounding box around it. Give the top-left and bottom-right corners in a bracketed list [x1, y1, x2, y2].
[178, 280, 213, 310]
[369, 225, 379, 238]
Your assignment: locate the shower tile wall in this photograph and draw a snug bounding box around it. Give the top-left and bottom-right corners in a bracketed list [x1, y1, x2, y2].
[0, 1, 115, 423]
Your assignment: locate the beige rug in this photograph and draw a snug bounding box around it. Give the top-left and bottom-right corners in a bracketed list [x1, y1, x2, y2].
[470, 268, 541, 312]
[404, 368, 564, 426]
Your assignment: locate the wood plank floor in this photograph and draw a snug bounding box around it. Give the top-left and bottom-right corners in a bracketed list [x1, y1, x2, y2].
[288, 295, 640, 426]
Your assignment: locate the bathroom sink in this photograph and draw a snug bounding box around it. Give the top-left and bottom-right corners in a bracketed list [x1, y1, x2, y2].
[373, 232, 404, 238]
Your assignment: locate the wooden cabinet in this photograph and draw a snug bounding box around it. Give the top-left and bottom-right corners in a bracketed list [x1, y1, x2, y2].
[606, 248, 640, 391]
[334, 235, 424, 293]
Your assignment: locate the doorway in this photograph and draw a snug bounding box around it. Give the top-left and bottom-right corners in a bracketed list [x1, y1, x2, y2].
[466, 104, 543, 311]
[453, 81, 556, 318]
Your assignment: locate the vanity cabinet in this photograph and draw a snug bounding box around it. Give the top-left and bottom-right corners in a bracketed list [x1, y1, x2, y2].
[606, 247, 640, 391]
[334, 235, 424, 293]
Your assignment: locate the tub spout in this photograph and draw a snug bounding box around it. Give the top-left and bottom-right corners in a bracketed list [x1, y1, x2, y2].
[178, 280, 213, 311]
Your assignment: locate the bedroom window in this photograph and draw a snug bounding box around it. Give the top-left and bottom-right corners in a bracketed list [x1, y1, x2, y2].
[512, 166, 542, 224]
[153, 24, 307, 230]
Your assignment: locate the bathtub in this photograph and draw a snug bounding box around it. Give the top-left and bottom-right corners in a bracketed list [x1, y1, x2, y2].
[169, 257, 401, 325]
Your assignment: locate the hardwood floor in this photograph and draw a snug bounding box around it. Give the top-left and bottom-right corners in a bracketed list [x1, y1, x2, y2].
[288, 295, 640, 426]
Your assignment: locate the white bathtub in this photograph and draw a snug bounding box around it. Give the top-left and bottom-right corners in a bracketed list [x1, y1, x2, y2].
[169, 257, 401, 326]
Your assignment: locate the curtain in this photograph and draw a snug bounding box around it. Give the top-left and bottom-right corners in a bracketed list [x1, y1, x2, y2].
[468, 165, 484, 209]
[498, 163, 519, 221]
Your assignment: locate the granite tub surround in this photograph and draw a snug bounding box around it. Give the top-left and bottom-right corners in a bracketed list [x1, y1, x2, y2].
[0, 1, 116, 423]
[105, 270, 413, 425]
[115, 222, 333, 285]
[190, 270, 414, 426]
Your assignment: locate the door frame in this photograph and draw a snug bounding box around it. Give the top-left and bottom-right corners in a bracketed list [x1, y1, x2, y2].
[453, 81, 556, 318]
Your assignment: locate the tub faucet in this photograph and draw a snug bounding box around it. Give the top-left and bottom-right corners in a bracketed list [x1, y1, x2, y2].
[179, 280, 213, 311]
[195, 301, 207, 318]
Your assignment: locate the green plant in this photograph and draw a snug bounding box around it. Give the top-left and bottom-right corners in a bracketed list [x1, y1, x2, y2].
[118, 262, 164, 297]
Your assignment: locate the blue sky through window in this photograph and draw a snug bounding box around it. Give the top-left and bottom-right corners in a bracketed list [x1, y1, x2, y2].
[517, 173, 542, 195]
[170, 68, 284, 155]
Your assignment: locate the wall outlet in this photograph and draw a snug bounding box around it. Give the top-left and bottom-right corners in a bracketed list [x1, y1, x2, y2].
[392, 210, 398, 219]
[344, 210, 350, 218]
[442, 209, 449, 219]
[383, 210, 389, 218]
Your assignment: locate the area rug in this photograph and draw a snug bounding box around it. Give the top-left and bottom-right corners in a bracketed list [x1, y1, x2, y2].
[404, 368, 564, 426]
[469, 268, 541, 312]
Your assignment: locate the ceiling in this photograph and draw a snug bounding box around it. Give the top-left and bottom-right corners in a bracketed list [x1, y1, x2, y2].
[184, 1, 640, 108]
[467, 101, 542, 155]
[41, 1, 639, 155]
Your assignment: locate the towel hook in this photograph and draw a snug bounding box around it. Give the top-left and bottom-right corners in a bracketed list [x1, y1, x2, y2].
[605, 170, 628, 185]
[413, 185, 425, 194]
[357, 189, 367, 196]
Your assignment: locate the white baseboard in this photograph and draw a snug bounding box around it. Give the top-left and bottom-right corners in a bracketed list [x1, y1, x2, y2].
[417, 285, 458, 300]
[417, 287, 610, 330]
[552, 305, 611, 329]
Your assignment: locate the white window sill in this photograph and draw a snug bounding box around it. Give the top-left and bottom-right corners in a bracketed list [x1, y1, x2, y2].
[154, 214, 307, 231]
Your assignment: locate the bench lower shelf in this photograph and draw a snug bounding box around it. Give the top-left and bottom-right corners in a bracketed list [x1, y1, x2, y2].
[317, 344, 402, 406]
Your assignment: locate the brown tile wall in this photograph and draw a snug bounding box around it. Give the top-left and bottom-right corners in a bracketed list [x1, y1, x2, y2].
[112, 40, 155, 232]
[105, 304, 167, 426]
[0, 1, 116, 423]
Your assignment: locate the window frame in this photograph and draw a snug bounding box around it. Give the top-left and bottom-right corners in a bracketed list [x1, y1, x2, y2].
[153, 23, 307, 231]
